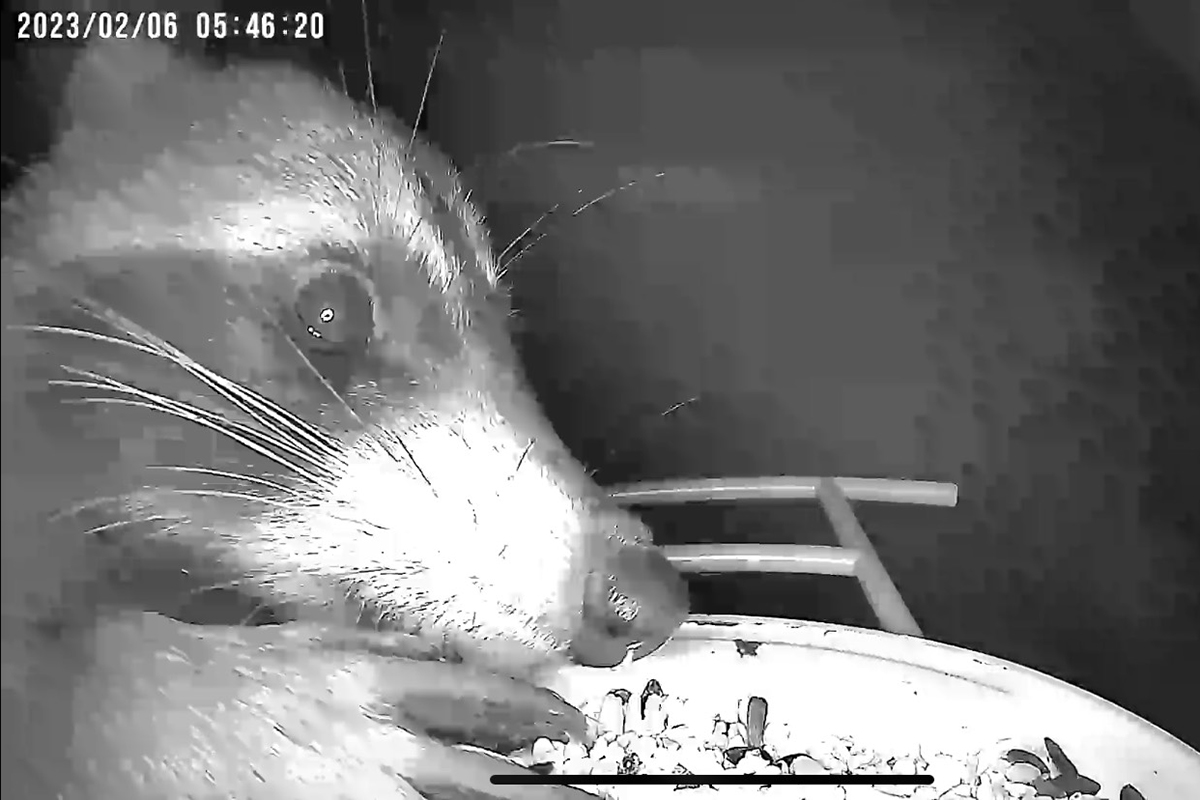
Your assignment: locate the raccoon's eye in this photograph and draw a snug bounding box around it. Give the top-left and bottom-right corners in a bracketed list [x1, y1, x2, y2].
[292, 267, 375, 353]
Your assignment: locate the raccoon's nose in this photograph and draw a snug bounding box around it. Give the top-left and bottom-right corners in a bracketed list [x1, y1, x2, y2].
[569, 543, 689, 668]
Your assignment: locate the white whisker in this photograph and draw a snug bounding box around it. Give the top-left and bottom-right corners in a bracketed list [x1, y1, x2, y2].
[54, 388, 329, 487]
[184, 360, 343, 459]
[52, 368, 337, 475]
[27, 320, 337, 457]
[499, 172, 666, 276]
[497, 203, 562, 271]
[47, 493, 174, 523]
[145, 465, 302, 497]
[12, 323, 164, 358]
[405, 29, 443, 160]
[167, 488, 310, 512]
[59, 293, 343, 460]
[462, 138, 594, 186]
[358, 0, 378, 116]
[81, 516, 172, 538]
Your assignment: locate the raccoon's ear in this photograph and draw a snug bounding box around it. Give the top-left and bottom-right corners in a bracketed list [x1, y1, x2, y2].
[62, 38, 180, 127]
[51, 38, 224, 171]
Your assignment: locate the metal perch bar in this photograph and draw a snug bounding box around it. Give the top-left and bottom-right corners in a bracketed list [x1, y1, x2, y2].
[661, 544, 859, 576]
[815, 478, 922, 637]
[608, 476, 955, 638]
[609, 476, 957, 507]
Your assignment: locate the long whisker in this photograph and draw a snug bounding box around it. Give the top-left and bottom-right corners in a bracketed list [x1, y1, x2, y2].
[360, 0, 383, 279]
[64, 481, 385, 547]
[661, 396, 700, 416]
[52, 368, 336, 477]
[234, 395, 344, 460]
[499, 172, 667, 276]
[60, 394, 330, 488]
[48, 493, 176, 524]
[54, 370, 329, 473]
[575, 172, 665, 217]
[187, 562, 403, 600]
[405, 28, 443, 160]
[19, 263, 377, 477]
[146, 346, 343, 461]
[60, 487, 322, 520]
[326, 0, 349, 96]
[165, 488, 313, 512]
[23, 322, 331, 456]
[82, 515, 177, 538]
[496, 202, 561, 268]
[463, 138, 595, 186]
[59, 295, 349, 462]
[145, 465, 302, 497]
[163, 544, 418, 616]
[358, 0, 378, 117]
[193, 366, 344, 461]
[12, 323, 166, 358]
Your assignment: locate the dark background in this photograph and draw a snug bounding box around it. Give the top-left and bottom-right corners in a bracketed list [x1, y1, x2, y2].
[4, 0, 1198, 746]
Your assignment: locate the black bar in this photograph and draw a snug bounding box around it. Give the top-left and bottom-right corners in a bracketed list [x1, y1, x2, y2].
[492, 774, 935, 787]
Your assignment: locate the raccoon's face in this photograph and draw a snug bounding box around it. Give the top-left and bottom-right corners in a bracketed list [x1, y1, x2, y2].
[3, 39, 687, 673]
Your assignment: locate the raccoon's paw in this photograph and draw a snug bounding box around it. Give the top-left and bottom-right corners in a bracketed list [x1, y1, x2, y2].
[278, 624, 591, 753]
[70, 615, 597, 800]
[254, 622, 597, 799]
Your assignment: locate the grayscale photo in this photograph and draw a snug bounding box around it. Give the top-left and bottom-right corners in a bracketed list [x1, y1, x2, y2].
[2, 1, 1197, 798]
